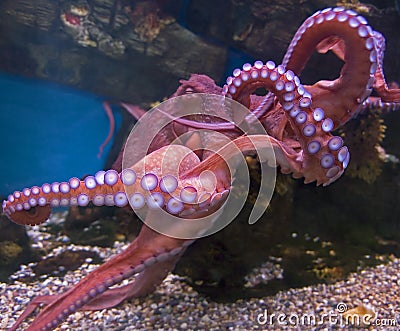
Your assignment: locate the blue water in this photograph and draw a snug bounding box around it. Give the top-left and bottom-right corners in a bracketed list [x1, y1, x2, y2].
[0, 72, 118, 196]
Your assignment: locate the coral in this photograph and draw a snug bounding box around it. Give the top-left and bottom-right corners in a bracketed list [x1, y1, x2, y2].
[339, 108, 386, 183]
[335, 0, 380, 15]
[0, 241, 23, 264]
[125, 0, 175, 43]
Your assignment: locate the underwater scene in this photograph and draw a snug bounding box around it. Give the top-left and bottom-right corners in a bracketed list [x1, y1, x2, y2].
[1, 0, 400, 330]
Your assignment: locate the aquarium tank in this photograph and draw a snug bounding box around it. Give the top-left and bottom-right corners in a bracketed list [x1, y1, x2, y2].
[0, 1, 400, 330]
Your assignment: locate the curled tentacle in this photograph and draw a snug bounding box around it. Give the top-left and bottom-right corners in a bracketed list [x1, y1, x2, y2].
[282, 7, 400, 126]
[223, 61, 348, 185]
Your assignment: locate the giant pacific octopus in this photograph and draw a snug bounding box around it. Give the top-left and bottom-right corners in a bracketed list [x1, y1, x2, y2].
[3, 7, 400, 331]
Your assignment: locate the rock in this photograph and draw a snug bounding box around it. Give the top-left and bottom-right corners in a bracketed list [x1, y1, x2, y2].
[0, 214, 37, 281]
[0, 0, 226, 104]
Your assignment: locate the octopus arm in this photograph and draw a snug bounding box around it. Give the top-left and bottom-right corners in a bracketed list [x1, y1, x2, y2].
[11, 225, 188, 331]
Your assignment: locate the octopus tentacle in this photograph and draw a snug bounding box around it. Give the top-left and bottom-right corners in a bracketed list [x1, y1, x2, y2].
[12, 225, 191, 331]
[360, 31, 400, 103]
[361, 96, 400, 113]
[137, 7, 400, 134]
[97, 101, 116, 158]
[281, 7, 399, 127]
[223, 61, 348, 185]
[4, 136, 274, 330]
[3, 145, 231, 226]
[4, 144, 227, 330]
[120, 102, 147, 120]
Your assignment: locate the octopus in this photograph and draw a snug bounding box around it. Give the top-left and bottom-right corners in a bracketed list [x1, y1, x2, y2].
[2, 7, 400, 331]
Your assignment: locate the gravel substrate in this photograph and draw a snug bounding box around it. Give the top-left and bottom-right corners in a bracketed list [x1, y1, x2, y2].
[1, 212, 399, 330]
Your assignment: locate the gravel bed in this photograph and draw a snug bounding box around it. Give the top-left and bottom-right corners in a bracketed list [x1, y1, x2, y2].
[1, 212, 399, 330]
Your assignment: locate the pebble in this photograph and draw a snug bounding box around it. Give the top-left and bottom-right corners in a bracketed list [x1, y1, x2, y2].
[244, 260, 284, 287]
[1, 212, 400, 330]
